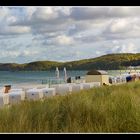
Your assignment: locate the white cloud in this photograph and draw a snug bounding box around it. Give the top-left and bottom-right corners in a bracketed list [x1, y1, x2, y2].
[102, 17, 140, 40]
[54, 35, 74, 45]
[6, 16, 17, 24]
[109, 19, 131, 33]
[0, 51, 20, 57]
[110, 42, 137, 54]
[0, 26, 30, 35]
[24, 7, 38, 19]
[0, 7, 10, 19]
[0, 6, 140, 63]
[70, 7, 140, 20]
[31, 7, 58, 22]
[120, 43, 137, 53]
[22, 50, 39, 56]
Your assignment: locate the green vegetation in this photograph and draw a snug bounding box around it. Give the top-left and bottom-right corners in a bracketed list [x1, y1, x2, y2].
[1, 82, 140, 132]
[65, 53, 140, 70]
[1, 53, 140, 71]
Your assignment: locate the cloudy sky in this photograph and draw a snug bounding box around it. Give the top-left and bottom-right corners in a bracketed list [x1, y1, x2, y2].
[0, 6, 140, 63]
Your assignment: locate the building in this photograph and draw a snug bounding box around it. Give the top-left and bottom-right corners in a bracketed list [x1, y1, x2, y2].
[85, 70, 109, 85]
[127, 65, 140, 70]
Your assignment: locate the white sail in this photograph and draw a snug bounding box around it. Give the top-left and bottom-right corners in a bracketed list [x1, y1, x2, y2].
[64, 67, 67, 82]
[55, 67, 59, 79]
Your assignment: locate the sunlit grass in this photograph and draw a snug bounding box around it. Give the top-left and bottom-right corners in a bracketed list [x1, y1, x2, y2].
[0, 82, 140, 132]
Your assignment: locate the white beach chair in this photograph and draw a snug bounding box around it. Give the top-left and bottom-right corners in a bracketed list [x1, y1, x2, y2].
[54, 84, 72, 95]
[82, 83, 92, 90]
[0, 87, 5, 93]
[25, 88, 43, 101]
[8, 91, 25, 105]
[71, 83, 83, 92]
[40, 88, 56, 97]
[0, 94, 9, 107]
[9, 92, 21, 104]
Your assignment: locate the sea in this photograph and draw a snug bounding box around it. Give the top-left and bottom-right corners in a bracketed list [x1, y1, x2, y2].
[0, 70, 88, 87]
[0, 70, 139, 87]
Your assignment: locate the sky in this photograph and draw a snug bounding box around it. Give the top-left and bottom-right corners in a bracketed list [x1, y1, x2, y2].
[0, 6, 140, 64]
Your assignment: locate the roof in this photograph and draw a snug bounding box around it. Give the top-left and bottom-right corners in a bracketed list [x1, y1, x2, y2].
[86, 70, 108, 75]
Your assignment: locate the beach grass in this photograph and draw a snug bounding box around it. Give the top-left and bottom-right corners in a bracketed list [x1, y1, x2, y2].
[0, 82, 140, 132]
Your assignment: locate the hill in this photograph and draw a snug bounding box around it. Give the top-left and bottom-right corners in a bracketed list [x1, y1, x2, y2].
[62, 53, 140, 70]
[1, 53, 140, 71]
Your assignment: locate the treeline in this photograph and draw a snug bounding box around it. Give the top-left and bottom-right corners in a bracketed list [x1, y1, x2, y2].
[1, 53, 140, 71]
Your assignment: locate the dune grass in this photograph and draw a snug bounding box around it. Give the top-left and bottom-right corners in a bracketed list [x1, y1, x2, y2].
[1, 82, 140, 133]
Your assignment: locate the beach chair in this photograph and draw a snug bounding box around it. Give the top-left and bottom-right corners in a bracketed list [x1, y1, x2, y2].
[54, 85, 72, 95]
[71, 83, 83, 92]
[40, 88, 56, 97]
[0, 94, 9, 107]
[8, 91, 25, 105]
[25, 88, 43, 101]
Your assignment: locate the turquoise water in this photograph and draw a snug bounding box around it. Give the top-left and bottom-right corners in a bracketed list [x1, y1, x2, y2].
[0, 70, 138, 87]
[0, 71, 88, 86]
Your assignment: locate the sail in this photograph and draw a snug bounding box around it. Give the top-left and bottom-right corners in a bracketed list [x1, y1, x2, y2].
[64, 67, 67, 82]
[55, 67, 59, 79]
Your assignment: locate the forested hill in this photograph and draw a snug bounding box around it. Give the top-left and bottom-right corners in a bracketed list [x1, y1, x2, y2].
[0, 53, 140, 71]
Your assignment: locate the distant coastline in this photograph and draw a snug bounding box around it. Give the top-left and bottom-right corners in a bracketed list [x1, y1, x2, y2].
[0, 53, 140, 71]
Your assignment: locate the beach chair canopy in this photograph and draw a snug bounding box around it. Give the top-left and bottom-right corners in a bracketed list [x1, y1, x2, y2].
[86, 70, 108, 75]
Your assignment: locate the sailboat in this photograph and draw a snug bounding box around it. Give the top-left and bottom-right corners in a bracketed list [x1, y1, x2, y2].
[55, 67, 59, 79]
[64, 67, 67, 82]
